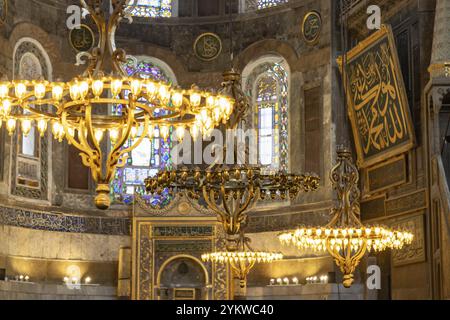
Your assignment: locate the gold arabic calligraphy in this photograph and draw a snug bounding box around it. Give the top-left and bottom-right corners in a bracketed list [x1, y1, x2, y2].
[348, 41, 410, 158]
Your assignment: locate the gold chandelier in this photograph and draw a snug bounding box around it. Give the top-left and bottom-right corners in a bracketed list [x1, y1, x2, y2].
[0, 0, 234, 209]
[202, 234, 283, 289]
[146, 164, 319, 249]
[279, 148, 413, 288]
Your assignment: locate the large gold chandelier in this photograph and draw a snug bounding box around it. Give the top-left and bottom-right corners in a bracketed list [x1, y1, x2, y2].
[147, 164, 319, 249]
[279, 148, 413, 288]
[0, 0, 234, 209]
[145, 69, 319, 247]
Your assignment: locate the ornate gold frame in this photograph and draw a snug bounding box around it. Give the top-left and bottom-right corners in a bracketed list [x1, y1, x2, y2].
[69, 24, 95, 52]
[302, 10, 322, 45]
[193, 32, 223, 62]
[131, 217, 230, 300]
[337, 25, 416, 168]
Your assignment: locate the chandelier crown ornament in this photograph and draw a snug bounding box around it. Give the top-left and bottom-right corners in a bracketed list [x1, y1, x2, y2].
[0, 0, 235, 209]
[279, 148, 413, 288]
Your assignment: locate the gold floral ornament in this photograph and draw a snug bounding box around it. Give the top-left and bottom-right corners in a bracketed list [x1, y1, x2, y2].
[0, 0, 235, 209]
[202, 234, 283, 289]
[279, 147, 413, 288]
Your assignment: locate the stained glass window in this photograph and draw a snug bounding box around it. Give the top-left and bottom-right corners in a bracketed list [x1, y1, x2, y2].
[128, 0, 173, 18]
[111, 57, 174, 206]
[245, 62, 289, 173]
[257, 0, 288, 10]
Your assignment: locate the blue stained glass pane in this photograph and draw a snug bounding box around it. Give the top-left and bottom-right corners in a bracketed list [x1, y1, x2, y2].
[111, 57, 173, 207]
[246, 61, 289, 173]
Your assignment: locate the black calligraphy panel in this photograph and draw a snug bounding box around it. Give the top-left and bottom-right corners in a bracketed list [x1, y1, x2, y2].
[340, 25, 415, 168]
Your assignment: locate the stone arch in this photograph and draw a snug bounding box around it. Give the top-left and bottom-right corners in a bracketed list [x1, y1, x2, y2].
[241, 54, 291, 172]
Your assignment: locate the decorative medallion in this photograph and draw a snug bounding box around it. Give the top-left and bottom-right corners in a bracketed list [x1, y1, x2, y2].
[0, 0, 7, 26]
[194, 33, 222, 61]
[302, 11, 322, 45]
[69, 24, 95, 52]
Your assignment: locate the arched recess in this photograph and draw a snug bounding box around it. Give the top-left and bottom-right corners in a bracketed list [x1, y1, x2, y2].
[156, 254, 210, 300]
[9, 37, 52, 202]
[242, 54, 291, 173]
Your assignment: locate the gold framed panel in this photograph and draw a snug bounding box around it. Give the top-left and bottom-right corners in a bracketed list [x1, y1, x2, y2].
[69, 24, 95, 52]
[337, 25, 415, 168]
[391, 213, 426, 267]
[131, 217, 230, 301]
[302, 10, 322, 45]
[174, 288, 196, 300]
[364, 154, 408, 195]
[193, 32, 223, 62]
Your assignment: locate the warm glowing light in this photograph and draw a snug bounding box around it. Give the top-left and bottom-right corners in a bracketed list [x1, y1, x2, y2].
[160, 125, 170, 141]
[34, 82, 47, 100]
[21, 119, 33, 136]
[130, 79, 142, 96]
[92, 79, 104, 98]
[109, 128, 120, 143]
[37, 119, 48, 137]
[52, 84, 64, 101]
[15, 82, 27, 99]
[172, 91, 183, 107]
[190, 91, 201, 107]
[6, 118, 16, 135]
[111, 79, 123, 96]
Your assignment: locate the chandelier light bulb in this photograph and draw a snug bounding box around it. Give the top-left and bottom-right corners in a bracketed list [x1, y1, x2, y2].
[206, 95, 216, 108]
[52, 84, 64, 101]
[109, 128, 120, 144]
[171, 91, 183, 108]
[15, 82, 27, 100]
[94, 129, 104, 143]
[69, 82, 80, 101]
[37, 119, 48, 137]
[176, 126, 185, 142]
[111, 79, 123, 97]
[145, 81, 157, 99]
[51, 121, 62, 139]
[21, 119, 32, 137]
[6, 118, 16, 135]
[130, 79, 142, 96]
[190, 123, 200, 140]
[0, 83, 9, 98]
[34, 82, 47, 100]
[2, 99, 11, 116]
[190, 91, 201, 107]
[92, 79, 104, 98]
[78, 81, 89, 100]
[160, 125, 170, 141]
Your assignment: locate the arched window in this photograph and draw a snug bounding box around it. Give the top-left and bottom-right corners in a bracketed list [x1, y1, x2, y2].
[243, 56, 289, 173]
[111, 56, 176, 206]
[12, 38, 52, 201]
[127, 0, 176, 17]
